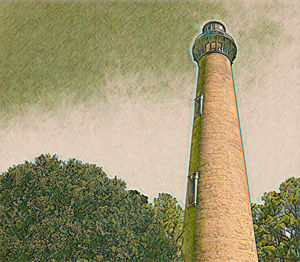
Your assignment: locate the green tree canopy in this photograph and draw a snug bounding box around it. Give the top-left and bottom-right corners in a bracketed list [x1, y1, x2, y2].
[153, 193, 184, 258]
[0, 154, 180, 261]
[251, 177, 299, 262]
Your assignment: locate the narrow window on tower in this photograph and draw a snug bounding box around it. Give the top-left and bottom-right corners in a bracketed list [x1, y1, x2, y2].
[211, 42, 216, 50]
[187, 171, 199, 206]
[194, 93, 204, 118]
[205, 43, 210, 52]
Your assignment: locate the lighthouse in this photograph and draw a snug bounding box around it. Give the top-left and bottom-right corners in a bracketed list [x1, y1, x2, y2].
[183, 21, 258, 261]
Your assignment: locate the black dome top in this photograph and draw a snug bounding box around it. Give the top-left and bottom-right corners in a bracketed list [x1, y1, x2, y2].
[202, 21, 226, 33]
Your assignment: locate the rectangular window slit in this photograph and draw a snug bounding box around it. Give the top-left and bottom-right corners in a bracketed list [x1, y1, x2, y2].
[187, 171, 200, 206]
[205, 43, 210, 52]
[194, 93, 204, 118]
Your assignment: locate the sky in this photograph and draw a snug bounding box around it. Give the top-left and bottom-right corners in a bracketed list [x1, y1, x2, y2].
[0, 0, 299, 206]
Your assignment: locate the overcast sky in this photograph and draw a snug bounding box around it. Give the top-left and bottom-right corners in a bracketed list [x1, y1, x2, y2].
[0, 0, 299, 206]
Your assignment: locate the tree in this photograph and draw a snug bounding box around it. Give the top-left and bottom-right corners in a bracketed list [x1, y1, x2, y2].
[251, 177, 299, 262]
[0, 154, 179, 261]
[153, 193, 184, 259]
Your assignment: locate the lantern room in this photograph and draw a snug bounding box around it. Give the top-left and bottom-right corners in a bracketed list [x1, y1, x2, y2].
[192, 21, 237, 64]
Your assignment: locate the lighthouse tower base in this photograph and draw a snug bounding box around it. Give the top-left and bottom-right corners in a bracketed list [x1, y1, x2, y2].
[183, 53, 258, 261]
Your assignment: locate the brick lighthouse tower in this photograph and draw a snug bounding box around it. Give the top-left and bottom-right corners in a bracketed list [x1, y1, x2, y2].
[183, 21, 258, 261]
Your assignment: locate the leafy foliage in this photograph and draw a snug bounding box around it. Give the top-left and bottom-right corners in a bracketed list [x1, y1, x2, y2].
[0, 154, 180, 261]
[153, 193, 184, 259]
[251, 177, 299, 262]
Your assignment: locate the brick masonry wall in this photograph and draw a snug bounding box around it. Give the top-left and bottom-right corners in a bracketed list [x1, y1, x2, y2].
[185, 53, 258, 261]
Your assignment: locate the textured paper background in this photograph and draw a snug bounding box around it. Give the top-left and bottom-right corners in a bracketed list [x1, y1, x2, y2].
[0, 0, 299, 205]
